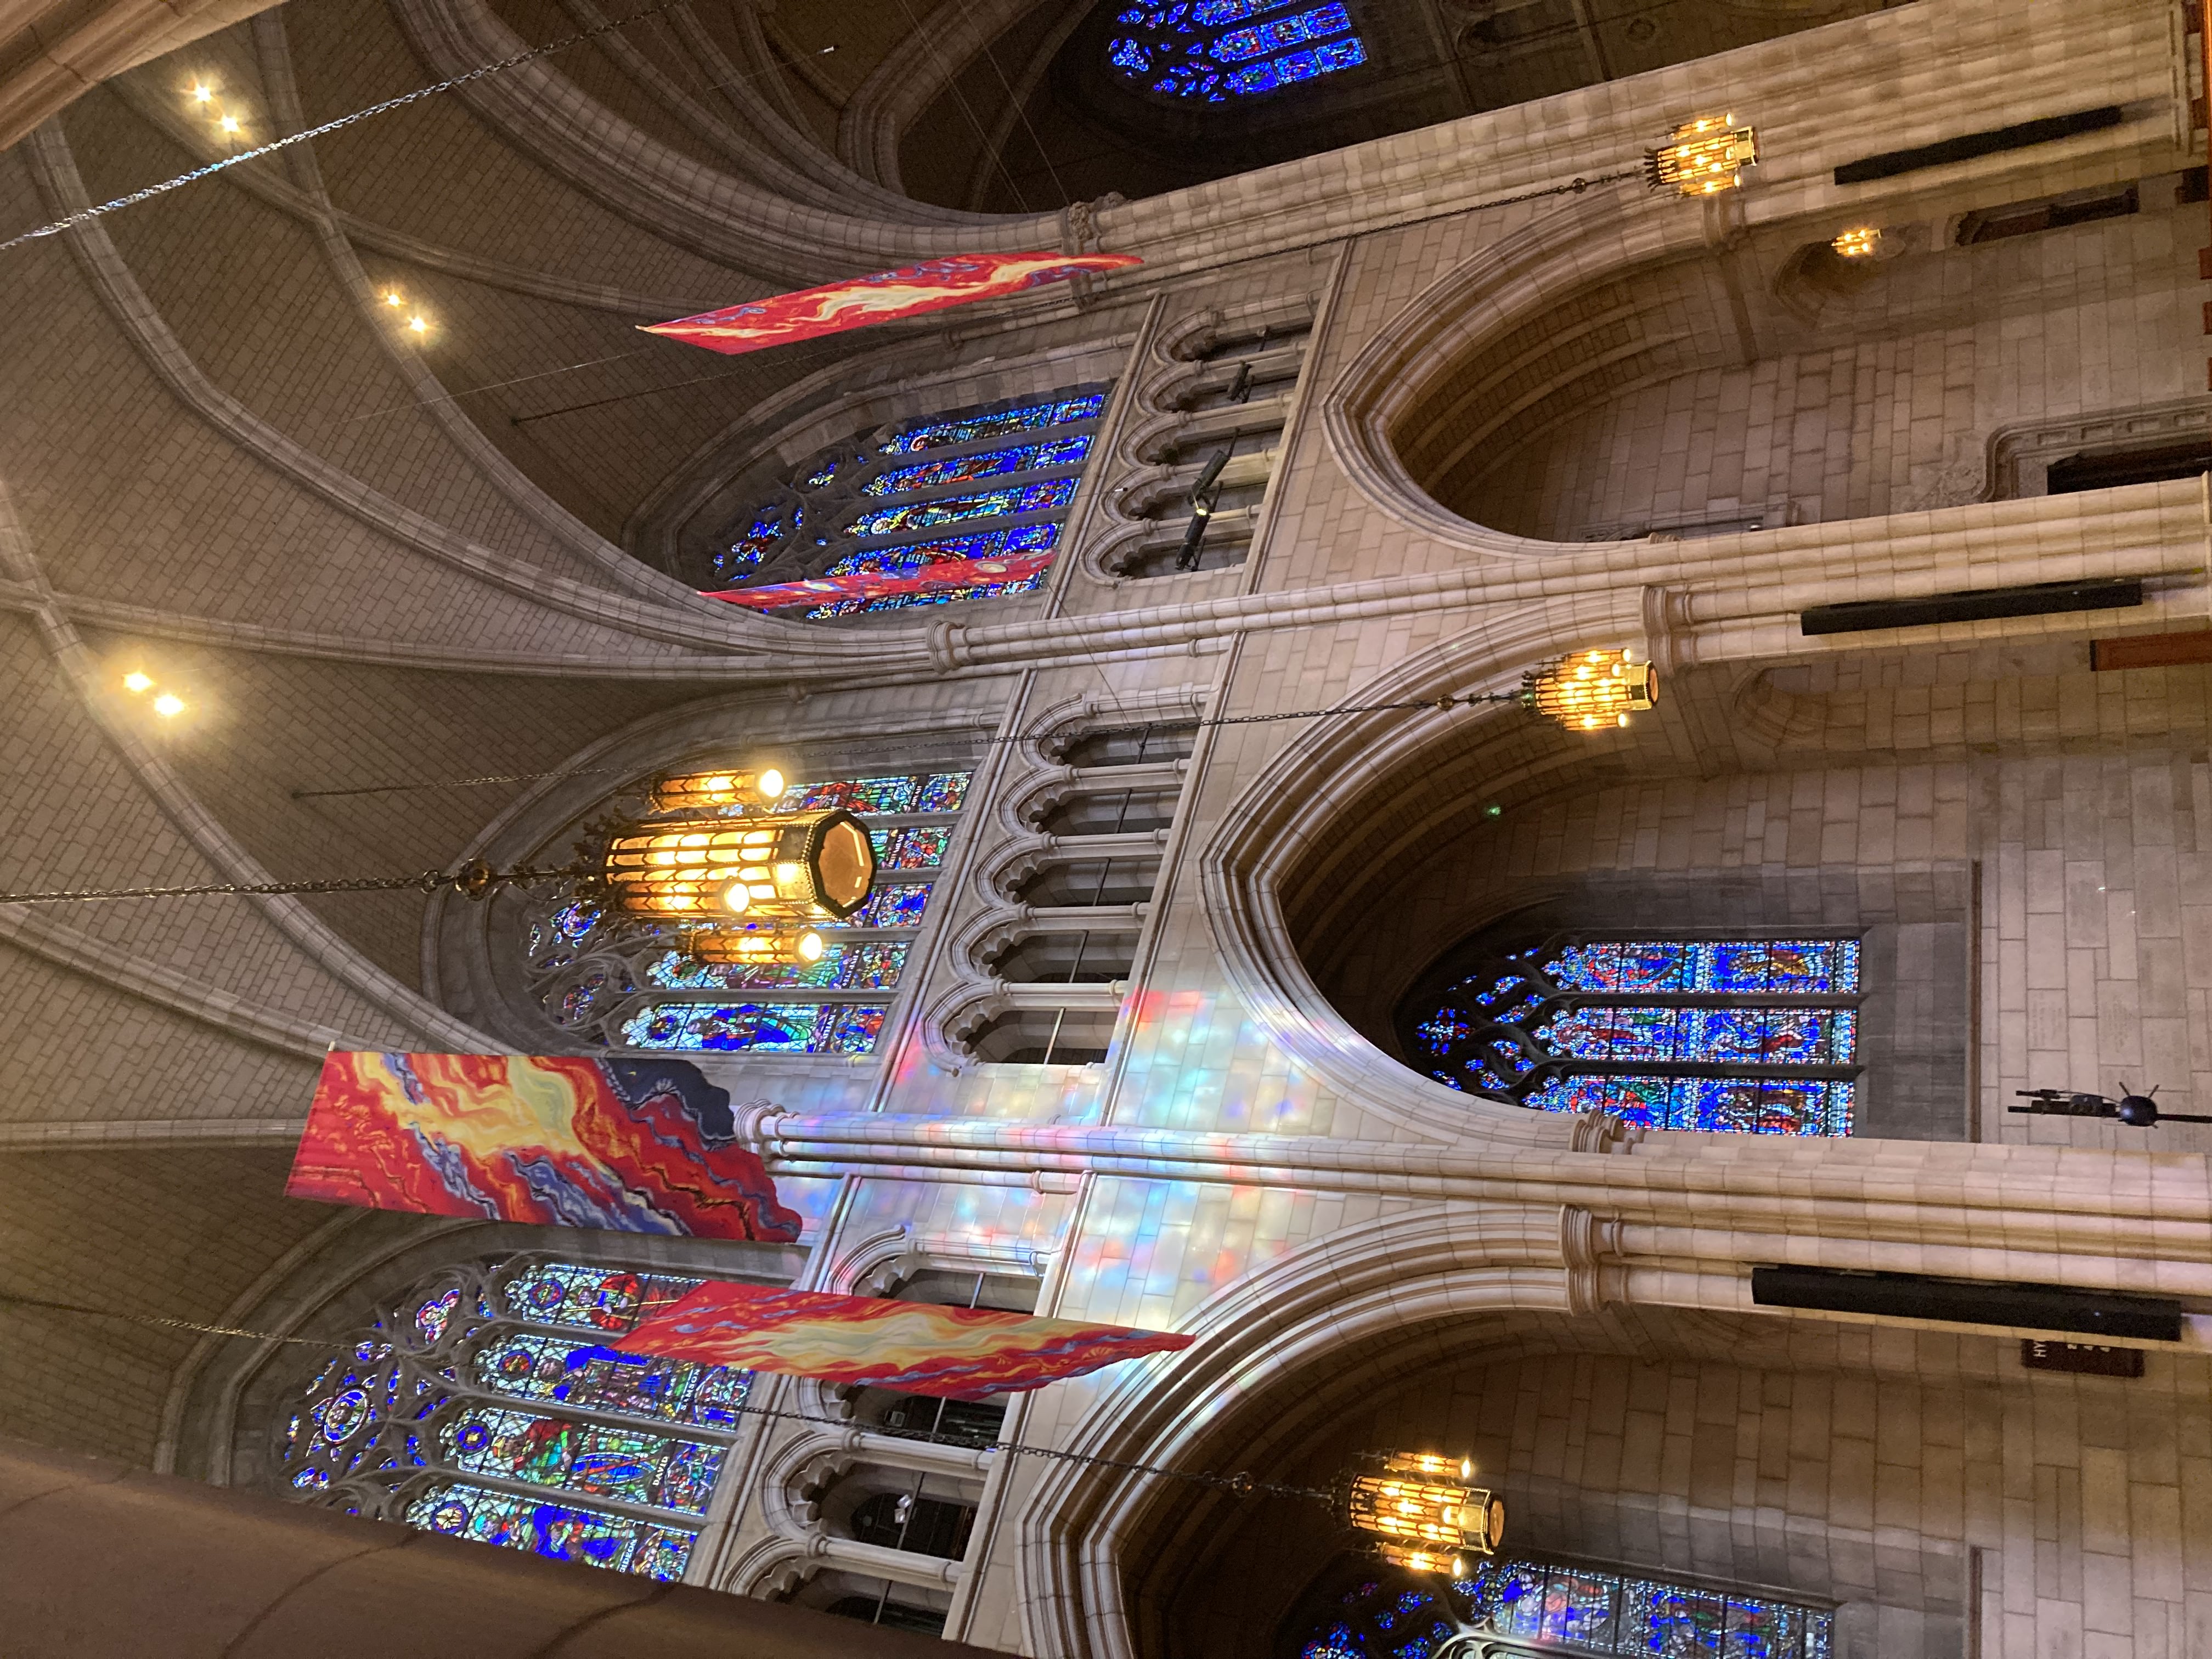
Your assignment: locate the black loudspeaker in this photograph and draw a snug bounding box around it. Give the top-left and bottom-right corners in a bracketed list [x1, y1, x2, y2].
[1834, 105, 2122, 184]
[1799, 577, 2142, 637]
[1750, 1266, 2183, 1342]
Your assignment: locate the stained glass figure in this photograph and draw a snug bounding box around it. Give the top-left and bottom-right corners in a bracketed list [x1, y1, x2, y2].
[442, 1406, 724, 1513]
[1301, 1557, 1833, 1658]
[404, 1482, 696, 1579]
[882, 394, 1107, 454]
[823, 522, 1058, 581]
[281, 1255, 754, 1585]
[500, 1261, 703, 1333]
[845, 478, 1077, 538]
[1109, 0, 1367, 101]
[865, 436, 1090, 495]
[519, 766, 969, 1056]
[706, 388, 1104, 613]
[1402, 934, 1862, 1137]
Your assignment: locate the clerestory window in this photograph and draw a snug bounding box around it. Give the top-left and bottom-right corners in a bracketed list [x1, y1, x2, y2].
[1400, 935, 1862, 1136]
[1296, 1556, 1835, 1658]
[705, 391, 1106, 616]
[518, 762, 973, 1056]
[1107, 0, 1367, 102]
[277, 1257, 754, 1583]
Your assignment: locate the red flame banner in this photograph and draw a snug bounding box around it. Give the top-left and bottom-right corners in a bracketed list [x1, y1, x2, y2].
[641, 252, 1143, 357]
[617, 1282, 1194, 1398]
[286, 1052, 802, 1242]
[703, 549, 1055, 611]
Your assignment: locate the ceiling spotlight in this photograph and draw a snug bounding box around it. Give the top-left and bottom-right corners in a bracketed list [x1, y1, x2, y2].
[383, 291, 404, 307]
[122, 671, 154, 694]
[407, 315, 428, 335]
[152, 693, 187, 718]
[190, 84, 214, 104]
[219, 115, 242, 134]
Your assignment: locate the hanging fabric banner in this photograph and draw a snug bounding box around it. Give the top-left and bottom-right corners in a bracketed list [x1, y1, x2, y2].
[640, 252, 1144, 357]
[286, 1053, 803, 1242]
[615, 1282, 1194, 1398]
[703, 549, 1055, 612]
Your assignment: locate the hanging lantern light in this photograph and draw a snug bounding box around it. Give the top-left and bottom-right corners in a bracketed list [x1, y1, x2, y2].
[648, 766, 788, 816]
[686, 924, 829, 967]
[1646, 116, 1758, 196]
[1339, 1451, 1505, 1577]
[601, 807, 876, 924]
[1521, 648, 1660, 733]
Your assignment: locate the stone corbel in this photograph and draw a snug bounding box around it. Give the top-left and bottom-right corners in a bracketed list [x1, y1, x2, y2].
[1559, 1204, 1626, 1314]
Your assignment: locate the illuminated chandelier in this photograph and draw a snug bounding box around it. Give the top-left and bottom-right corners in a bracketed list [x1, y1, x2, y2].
[1338, 1451, 1506, 1577]
[1645, 116, 1758, 196]
[1520, 648, 1660, 733]
[592, 765, 876, 966]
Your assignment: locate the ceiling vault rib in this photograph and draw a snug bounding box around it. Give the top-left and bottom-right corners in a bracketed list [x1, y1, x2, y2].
[0, 472, 494, 1052]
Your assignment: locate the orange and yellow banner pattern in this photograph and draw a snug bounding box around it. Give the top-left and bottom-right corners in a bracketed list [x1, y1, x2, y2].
[641, 252, 1143, 357]
[285, 1052, 802, 1242]
[617, 1282, 1193, 1398]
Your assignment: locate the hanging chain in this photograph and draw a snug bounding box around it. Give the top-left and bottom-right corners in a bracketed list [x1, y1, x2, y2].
[0, 0, 692, 255]
[0, 860, 586, 906]
[0, 1290, 1331, 1502]
[287, 691, 1528, 802]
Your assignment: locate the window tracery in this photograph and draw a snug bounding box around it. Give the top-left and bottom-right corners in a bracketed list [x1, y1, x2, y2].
[277, 1257, 758, 1583]
[708, 391, 1107, 614]
[1402, 936, 1861, 1135]
[518, 764, 973, 1054]
[1107, 0, 1367, 101]
[1297, 1557, 1835, 1658]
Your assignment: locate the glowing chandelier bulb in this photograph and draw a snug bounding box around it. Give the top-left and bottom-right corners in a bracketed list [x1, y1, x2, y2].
[384, 292, 404, 307]
[219, 115, 241, 134]
[152, 693, 186, 718]
[190, 84, 213, 104]
[1831, 226, 1881, 258]
[407, 315, 428, 335]
[1521, 647, 1658, 735]
[122, 671, 153, 694]
[647, 765, 791, 816]
[1340, 1451, 1504, 1578]
[1645, 117, 1757, 197]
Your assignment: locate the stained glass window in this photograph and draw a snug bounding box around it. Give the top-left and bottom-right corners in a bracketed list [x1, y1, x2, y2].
[1401, 936, 1863, 1137]
[1108, 0, 1367, 102]
[278, 1257, 756, 1585]
[1299, 1558, 1835, 1658]
[702, 389, 1105, 614]
[517, 765, 969, 1056]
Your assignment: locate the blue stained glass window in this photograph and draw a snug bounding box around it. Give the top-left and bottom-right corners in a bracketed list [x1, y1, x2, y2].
[283, 1255, 753, 1585]
[825, 523, 1058, 582]
[441, 1406, 724, 1514]
[1109, 0, 1365, 101]
[472, 1331, 749, 1427]
[1210, 2, 1348, 61]
[717, 510, 783, 578]
[500, 1261, 702, 1331]
[847, 478, 1078, 538]
[866, 436, 1091, 495]
[708, 388, 1103, 614]
[1288, 1556, 1837, 1659]
[1544, 940, 1859, 996]
[881, 394, 1104, 454]
[404, 1482, 695, 1579]
[1404, 934, 1862, 1137]
[549, 766, 970, 1057]
[1303, 1624, 1368, 1658]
